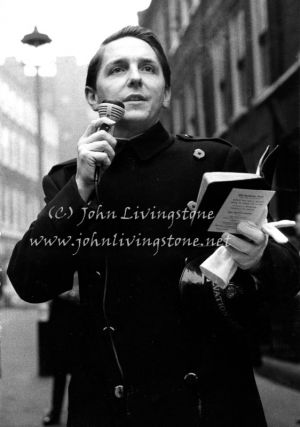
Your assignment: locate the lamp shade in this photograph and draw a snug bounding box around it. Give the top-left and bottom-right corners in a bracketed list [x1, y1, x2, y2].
[21, 26, 52, 48]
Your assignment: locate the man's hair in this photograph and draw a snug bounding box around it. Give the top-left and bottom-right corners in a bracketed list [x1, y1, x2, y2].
[85, 26, 171, 91]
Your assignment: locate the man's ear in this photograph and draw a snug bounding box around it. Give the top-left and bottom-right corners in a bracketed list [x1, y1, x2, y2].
[85, 86, 100, 111]
[162, 88, 171, 109]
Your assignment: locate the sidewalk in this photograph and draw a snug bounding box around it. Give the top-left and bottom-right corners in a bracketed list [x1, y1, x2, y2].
[256, 375, 300, 427]
[255, 356, 300, 426]
[0, 307, 68, 427]
[256, 355, 300, 391]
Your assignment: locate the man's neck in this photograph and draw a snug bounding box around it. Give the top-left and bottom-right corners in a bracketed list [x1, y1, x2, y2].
[114, 121, 159, 140]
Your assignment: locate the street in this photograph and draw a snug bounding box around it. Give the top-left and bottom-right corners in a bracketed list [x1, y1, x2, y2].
[0, 307, 300, 427]
[0, 307, 68, 427]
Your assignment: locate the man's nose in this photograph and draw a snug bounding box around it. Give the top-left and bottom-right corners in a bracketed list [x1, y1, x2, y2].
[127, 66, 142, 88]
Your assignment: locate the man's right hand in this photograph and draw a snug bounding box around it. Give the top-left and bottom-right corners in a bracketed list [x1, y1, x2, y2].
[75, 117, 117, 201]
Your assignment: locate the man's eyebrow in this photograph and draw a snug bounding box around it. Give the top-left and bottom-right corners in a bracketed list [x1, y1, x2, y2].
[105, 58, 128, 68]
[105, 57, 159, 67]
[139, 58, 158, 64]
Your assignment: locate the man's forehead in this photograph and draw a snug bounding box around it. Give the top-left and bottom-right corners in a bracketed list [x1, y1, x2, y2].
[101, 37, 159, 64]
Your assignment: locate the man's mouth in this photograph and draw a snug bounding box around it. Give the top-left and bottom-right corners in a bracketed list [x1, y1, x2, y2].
[123, 94, 147, 102]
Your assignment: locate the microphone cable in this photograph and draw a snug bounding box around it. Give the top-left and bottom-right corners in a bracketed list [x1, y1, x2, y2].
[93, 100, 128, 409]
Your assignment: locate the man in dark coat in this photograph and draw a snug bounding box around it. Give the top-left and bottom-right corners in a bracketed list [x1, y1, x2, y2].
[8, 26, 299, 427]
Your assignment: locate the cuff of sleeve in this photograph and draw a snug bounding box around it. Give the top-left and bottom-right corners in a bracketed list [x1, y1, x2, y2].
[247, 239, 300, 299]
[37, 175, 88, 234]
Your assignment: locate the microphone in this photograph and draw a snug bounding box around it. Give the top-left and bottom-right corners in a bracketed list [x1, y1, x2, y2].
[94, 100, 125, 186]
[96, 99, 125, 134]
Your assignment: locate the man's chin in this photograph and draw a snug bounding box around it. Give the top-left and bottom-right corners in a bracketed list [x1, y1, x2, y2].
[123, 112, 153, 127]
[124, 109, 148, 120]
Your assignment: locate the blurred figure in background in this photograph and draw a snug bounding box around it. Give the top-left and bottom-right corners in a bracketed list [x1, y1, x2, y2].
[42, 273, 81, 426]
[290, 210, 300, 361]
[290, 209, 300, 254]
[291, 210, 300, 425]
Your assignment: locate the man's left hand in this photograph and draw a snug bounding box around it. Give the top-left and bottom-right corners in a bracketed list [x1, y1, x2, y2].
[221, 221, 268, 271]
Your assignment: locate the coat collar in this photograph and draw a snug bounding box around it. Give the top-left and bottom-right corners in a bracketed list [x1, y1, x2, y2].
[116, 122, 173, 160]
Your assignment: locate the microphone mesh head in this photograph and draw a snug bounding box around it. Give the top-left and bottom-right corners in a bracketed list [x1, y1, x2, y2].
[97, 100, 125, 123]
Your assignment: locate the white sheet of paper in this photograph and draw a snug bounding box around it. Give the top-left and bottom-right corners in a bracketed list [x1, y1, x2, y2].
[208, 188, 275, 233]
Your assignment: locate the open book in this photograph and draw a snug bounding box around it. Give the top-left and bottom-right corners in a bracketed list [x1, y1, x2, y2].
[191, 145, 278, 235]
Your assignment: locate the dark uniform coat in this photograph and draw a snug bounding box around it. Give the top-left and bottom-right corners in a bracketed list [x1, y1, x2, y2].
[47, 287, 81, 375]
[8, 123, 300, 426]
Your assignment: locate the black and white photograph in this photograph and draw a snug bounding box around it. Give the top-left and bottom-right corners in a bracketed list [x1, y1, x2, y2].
[0, 0, 300, 426]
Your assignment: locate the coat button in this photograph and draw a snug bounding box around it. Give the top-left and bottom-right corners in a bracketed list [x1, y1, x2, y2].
[184, 372, 198, 385]
[225, 284, 239, 299]
[187, 201, 197, 211]
[102, 326, 115, 334]
[193, 148, 205, 159]
[114, 384, 124, 399]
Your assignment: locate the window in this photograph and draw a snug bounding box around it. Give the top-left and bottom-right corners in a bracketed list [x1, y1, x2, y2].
[193, 62, 206, 136]
[10, 130, 18, 171]
[19, 136, 25, 173]
[26, 196, 39, 225]
[18, 191, 26, 230]
[0, 124, 2, 161]
[0, 181, 3, 225]
[191, 0, 200, 8]
[6, 88, 16, 121]
[42, 112, 59, 146]
[163, 5, 171, 51]
[4, 185, 10, 227]
[25, 142, 38, 180]
[211, 32, 230, 132]
[24, 101, 37, 134]
[155, 11, 167, 51]
[0, 82, 10, 115]
[168, 0, 181, 50]
[180, 0, 190, 28]
[171, 97, 184, 134]
[16, 97, 25, 127]
[184, 80, 197, 135]
[12, 189, 19, 230]
[175, 0, 182, 31]
[229, 10, 247, 114]
[2, 127, 10, 166]
[250, 0, 270, 95]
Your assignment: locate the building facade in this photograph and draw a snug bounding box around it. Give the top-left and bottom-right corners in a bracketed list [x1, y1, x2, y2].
[139, 0, 300, 220]
[0, 58, 59, 286]
[54, 57, 92, 162]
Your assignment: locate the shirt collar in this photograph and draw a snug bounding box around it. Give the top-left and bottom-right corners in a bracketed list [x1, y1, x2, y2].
[116, 122, 173, 160]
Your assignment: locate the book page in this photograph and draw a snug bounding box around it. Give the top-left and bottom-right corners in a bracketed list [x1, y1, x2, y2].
[208, 188, 275, 233]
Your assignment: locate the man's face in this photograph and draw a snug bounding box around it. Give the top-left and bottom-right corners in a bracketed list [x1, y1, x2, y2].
[88, 36, 170, 137]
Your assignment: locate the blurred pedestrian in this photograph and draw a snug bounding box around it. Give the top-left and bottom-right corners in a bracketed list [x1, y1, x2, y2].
[290, 209, 300, 254]
[291, 210, 300, 424]
[42, 273, 81, 426]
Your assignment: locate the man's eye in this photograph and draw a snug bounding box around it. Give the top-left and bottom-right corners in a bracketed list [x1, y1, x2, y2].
[110, 67, 124, 74]
[142, 65, 155, 73]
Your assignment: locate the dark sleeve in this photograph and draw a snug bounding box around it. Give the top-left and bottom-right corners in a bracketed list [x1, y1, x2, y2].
[7, 175, 87, 303]
[222, 144, 247, 173]
[251, 240, 300, 301]
[223, 145, 300, 300]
